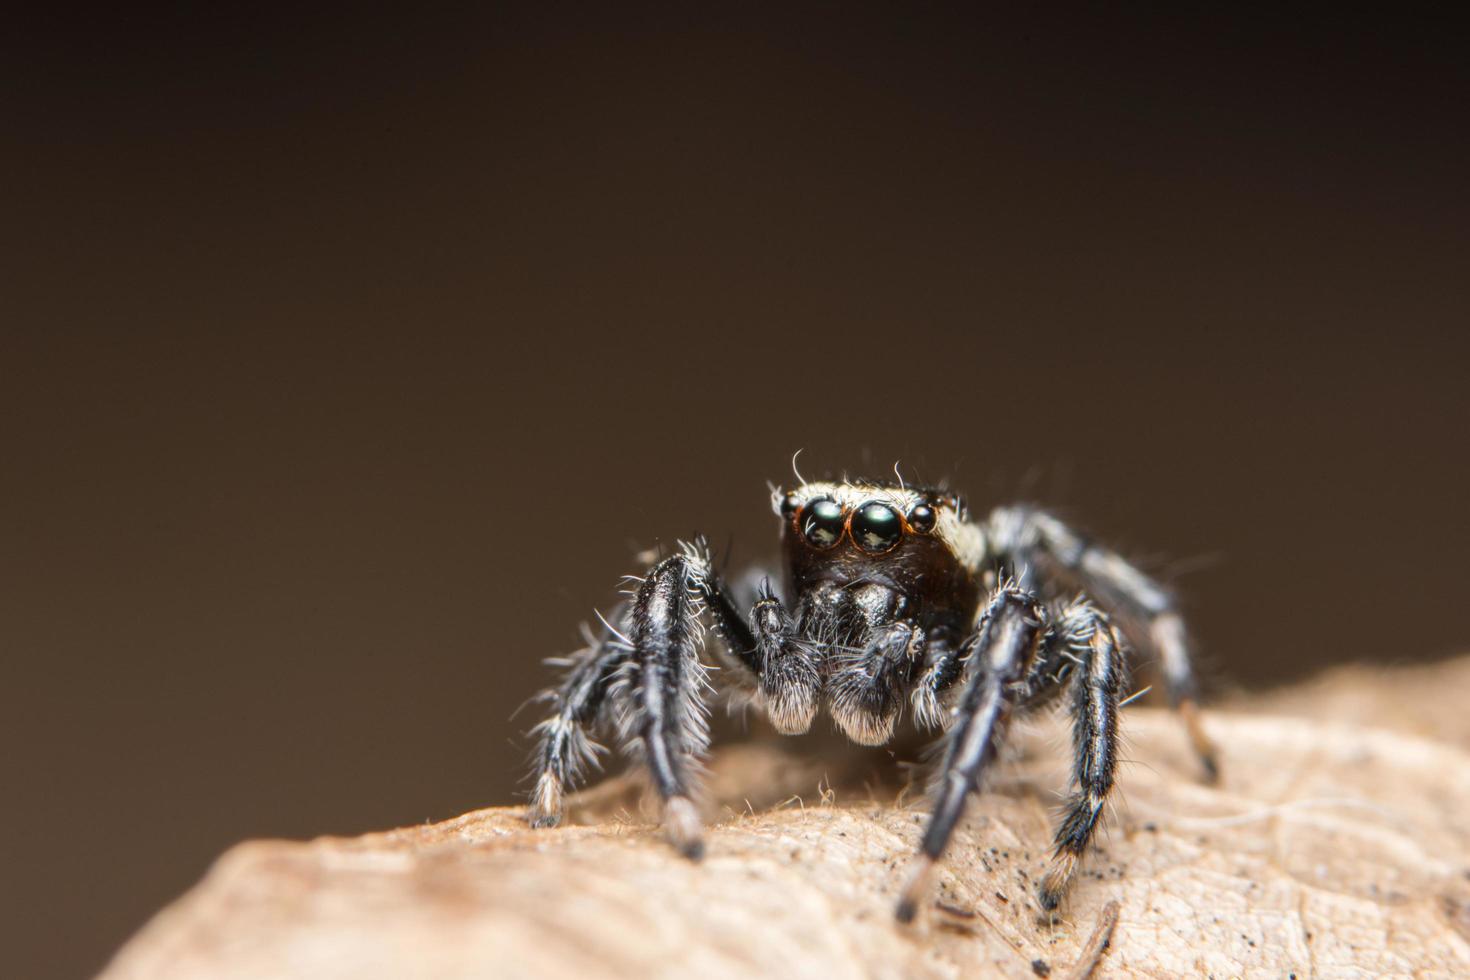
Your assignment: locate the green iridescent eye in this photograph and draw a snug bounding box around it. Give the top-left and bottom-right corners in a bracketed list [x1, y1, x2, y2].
[852, 502, 902, 553]
[800, 498, 844, 548]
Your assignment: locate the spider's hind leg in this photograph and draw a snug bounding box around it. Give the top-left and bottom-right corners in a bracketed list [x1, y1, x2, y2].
[992, 506, 1219, 782]
[1150, 610, 1219, 782]
[527, 618, 629, 828]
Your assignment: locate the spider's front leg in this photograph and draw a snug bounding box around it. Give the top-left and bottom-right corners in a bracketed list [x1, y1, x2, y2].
[525, 544, 716, 850]
[527, 540, 816, 858]
[895, 590, 1126, 920]
[618, 545, 819, 853]
[896, 584, 1044, 923]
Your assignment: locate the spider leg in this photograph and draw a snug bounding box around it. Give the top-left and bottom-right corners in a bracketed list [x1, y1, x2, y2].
[526, 615, 629, 828]
[619, 547, 717, 858]
[991, 506, 1219, 781]
[1038, 597, 1124, 912]
[529, 541, 765, 857]
[678, 537, 819, 731]
[896, 585, 1045, 922]
[911, 632, 967, 730]
[827, 620, 925, 745]
[686, 536, 762, 694]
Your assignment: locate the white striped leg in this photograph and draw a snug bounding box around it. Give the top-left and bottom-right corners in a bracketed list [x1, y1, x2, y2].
[1038, 598, 1123, 912]
[527, 620, 628, 828]
[991, 506, 1218, 781]
[622, 550, 714, 858]
[896, 585, 1044, 922]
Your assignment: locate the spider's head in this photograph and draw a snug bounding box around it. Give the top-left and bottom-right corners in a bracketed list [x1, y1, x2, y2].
[771, 480, 981, 622]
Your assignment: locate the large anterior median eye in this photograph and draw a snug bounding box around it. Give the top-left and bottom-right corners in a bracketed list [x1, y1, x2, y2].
[852, 501, 902, 553]
[799, 498, 844, 548]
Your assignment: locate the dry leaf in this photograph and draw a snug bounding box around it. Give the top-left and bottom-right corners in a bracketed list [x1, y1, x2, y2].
[103, 658, 1470, 978]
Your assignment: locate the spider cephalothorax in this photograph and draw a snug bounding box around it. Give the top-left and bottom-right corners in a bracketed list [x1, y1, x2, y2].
[525, 475, 1218, 921]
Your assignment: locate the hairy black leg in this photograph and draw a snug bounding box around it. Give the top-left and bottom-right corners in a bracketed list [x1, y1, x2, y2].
[990, 506, 1219, 781]
[896, 586, 1045, 923]
[623, 550, 713, 858]
[1038, 598, 1123, 912]
[530, 540, 786, 853]
[685, 536, 763, 694]
[527, 620, 628, 828]
[682, 537, 821, 731]
[679, 538, 820, 731]
[827, 620, 925, 745]
[910, 633, 966, 730]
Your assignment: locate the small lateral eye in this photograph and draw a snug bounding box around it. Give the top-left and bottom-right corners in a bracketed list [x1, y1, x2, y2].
[907, 504, 936, 533]
[779, 492, 800, 518]
[800, 498, 844, 548]
[852, 501, 903, 553]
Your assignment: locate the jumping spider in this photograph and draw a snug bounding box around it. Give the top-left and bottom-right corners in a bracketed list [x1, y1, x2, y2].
[526, 475, 1218, 921]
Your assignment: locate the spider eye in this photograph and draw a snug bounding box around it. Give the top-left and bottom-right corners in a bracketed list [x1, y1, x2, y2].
[907, 504, 936, 533]
[779, 492, 800, 518]
[852, 502, 902, 553]
[799, 498, 844, 549]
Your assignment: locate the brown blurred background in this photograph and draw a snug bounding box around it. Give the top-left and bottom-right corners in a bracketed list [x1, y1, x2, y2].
[3, 6, 1467, 977]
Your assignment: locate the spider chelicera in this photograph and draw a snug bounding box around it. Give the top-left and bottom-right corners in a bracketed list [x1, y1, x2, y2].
[525, 475, 1217, 920]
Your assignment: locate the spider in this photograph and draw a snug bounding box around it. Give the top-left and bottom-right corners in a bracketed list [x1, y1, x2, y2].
[525, 474, 1218, 921]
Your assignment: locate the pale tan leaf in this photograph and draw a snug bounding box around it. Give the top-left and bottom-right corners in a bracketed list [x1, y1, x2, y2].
[103, 657, 1470, 979]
